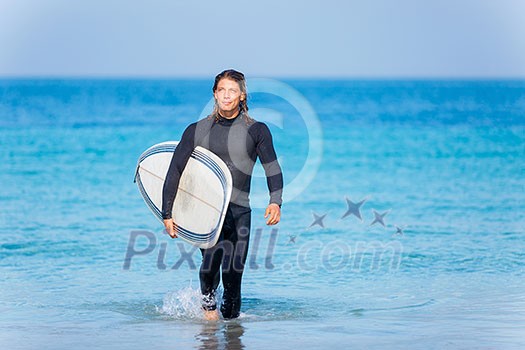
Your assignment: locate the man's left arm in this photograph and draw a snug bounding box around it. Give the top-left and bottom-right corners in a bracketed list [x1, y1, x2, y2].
[254, 123, 283, 225]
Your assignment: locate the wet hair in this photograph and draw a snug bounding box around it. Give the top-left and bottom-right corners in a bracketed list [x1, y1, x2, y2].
[210, 69, 253, 124]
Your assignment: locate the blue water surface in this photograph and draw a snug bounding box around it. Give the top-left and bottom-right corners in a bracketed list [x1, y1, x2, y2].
[1, 79, 524, 349]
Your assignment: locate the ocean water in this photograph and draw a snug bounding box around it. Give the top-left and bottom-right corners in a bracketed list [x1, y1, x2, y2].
[1, 79, 524, 349]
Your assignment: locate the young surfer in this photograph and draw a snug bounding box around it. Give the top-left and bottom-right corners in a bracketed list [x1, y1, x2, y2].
[162, 69, 283, 320]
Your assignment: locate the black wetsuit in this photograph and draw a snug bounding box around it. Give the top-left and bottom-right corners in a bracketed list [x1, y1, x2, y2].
[162, 112, 283, 318]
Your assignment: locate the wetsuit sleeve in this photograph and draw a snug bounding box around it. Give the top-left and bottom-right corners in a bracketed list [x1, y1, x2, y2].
[161, 123, 197, 219]
[253, 122, 283, 206]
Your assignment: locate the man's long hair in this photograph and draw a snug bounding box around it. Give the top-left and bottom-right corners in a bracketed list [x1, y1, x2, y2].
[210, 69, 254, 124]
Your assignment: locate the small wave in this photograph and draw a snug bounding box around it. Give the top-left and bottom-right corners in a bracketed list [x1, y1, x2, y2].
[349, 299, 435, 315]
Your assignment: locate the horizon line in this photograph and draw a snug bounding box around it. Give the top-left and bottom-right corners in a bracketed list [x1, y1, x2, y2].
[1, 74, 525, 81]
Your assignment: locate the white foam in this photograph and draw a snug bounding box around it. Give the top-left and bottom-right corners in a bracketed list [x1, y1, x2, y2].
[156, 285, 268, 322]
[157, 286, 205, 320]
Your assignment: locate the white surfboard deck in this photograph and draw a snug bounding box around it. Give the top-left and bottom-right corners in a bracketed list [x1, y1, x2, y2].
[135, 141, 233, 249]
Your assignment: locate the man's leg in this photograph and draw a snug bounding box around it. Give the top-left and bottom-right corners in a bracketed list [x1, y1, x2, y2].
[199, 207, 235, 318]
[199, 245, 222, 314]
[220, 205, 251, 319]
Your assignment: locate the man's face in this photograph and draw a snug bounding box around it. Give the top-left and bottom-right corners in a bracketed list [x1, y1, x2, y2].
[214, 78, 245, 116]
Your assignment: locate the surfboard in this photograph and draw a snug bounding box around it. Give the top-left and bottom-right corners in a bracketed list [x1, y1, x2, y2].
[134, 141, 233, 249]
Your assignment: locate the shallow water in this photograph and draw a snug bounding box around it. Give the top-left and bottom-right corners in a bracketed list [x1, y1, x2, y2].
[1, 79, 524, 349]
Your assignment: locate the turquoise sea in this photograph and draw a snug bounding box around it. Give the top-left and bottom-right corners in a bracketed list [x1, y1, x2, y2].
[1, 79, 524, 349]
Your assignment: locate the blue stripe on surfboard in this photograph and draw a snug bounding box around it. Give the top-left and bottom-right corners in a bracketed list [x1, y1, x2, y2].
[136, 172, 163, 219]
[192, 149, 227, 185]
[191, 148, 227, 183]
[189, 149, 231, 239]
[138, 145, 227, 191]
[138, 141, 179, 162]
[137, 173, 220, 241]
[176, 226, 219, 242]
[137, 148, 229, 216]
[137, 143, 231, 245]
[139, 145, 178, 163]
[189, 150, 230, 238]
[135, 145, 176, 181]
[137, 167, 217, 240]
[190, 154, 227, 189]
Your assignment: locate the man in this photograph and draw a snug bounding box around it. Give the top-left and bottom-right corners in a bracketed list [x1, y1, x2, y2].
[162, 69, 283, 320]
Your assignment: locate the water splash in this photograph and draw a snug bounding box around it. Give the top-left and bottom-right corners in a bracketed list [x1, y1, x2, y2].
[156, 287, 303, 322]
[157, 286, 206, 320]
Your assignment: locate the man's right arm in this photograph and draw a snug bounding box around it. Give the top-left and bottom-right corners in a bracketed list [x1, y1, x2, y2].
[162, 123, 197, 220]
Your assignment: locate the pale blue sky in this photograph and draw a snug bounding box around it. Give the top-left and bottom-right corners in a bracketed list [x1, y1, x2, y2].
[1, 0, 524, 78]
